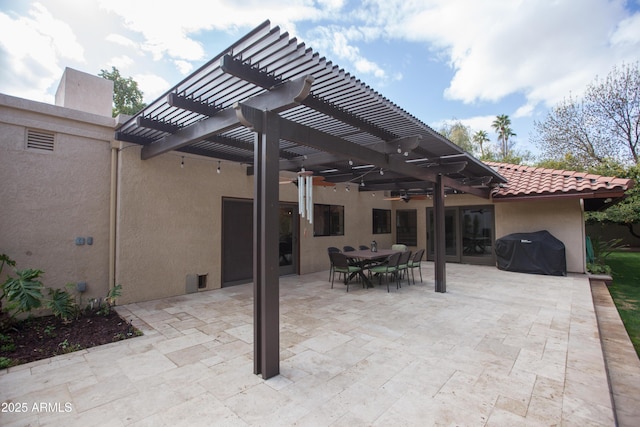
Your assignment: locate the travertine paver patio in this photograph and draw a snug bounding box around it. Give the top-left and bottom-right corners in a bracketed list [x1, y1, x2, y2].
[0, 263, 616, 426]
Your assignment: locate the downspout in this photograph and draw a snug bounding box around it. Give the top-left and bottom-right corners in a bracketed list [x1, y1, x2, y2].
[580, 199, 587, 274]
[110, 114, 131, 292]
[109, 140, 118, 291]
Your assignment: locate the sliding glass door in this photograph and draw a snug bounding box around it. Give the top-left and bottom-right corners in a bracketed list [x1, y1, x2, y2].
[427, 206, 495, 265]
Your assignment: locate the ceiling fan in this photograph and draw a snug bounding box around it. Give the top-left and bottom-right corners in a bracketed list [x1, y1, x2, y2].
[279, 171, 336, 187]
[384, 192, 429, 203]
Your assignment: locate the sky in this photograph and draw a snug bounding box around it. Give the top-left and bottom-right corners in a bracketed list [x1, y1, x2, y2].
[1, 0, 640, 159]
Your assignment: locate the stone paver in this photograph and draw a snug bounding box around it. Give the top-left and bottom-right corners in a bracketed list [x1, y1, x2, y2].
[0, 263, 619, 426]
[591, 280, 640, 427]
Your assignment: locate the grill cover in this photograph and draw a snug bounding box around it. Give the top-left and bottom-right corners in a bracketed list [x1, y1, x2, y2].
[495, 230, 566, 276]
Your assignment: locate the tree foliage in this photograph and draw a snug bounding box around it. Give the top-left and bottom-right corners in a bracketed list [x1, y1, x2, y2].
[98, 66, 146, 117]
[492, 114, 516, 159]
[534, 62, 640, 167]
[438, 120, 475, 154]
[472, 130, 490, 158]
[587, 163, 640, 238]
[440, 116, 530, 164]
[533, 62, 640, 239]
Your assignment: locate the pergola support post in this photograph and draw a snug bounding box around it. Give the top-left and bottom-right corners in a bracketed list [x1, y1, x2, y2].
[433, 174, 446, 293]
[253, 110, 280, 379]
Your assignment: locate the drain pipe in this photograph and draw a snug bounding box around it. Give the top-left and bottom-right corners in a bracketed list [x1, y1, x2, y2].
[109, 140, 118, 292]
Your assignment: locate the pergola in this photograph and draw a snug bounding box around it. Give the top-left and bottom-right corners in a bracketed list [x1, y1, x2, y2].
[115, 20, 507, 379]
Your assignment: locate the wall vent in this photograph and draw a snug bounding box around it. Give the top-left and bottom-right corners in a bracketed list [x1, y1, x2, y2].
[26, 129, 55, 152]
[185, 274, 198, 294]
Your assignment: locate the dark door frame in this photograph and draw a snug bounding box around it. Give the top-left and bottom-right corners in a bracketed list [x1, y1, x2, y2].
[427, 204, 496, 266]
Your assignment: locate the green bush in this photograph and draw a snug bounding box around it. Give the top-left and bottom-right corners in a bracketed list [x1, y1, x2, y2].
[2, 268, 45, 318]
[47, 287, 81, 321]
[90, 284, 122, 316]
[587, 237, 623, 275]
[0, 356, 14, 369]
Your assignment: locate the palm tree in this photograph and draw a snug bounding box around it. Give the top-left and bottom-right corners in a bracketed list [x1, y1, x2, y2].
[472, 130, 490, 158]
[492, 114, 516, 159]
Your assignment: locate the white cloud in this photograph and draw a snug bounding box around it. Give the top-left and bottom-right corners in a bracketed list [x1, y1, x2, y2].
[106, 33, 138, 49]
[353, 0, 640, 111]
[307, 26, 391, 81]
[173, 60, 193, 75]
[134, 73, 170, 102]
[610, 12, 640, 45]
[97, 0, 334, 63]
[107, 55, 134, 71]
[0, 3, 85, 101]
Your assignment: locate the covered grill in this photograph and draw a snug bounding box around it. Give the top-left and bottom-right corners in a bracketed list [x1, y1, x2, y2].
[495, 230, 566, 276]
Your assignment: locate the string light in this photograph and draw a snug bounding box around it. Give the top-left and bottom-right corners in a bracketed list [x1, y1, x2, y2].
[217, 161, 221, 174]
[346, 186, 350, 192]
[181, 156, 184, 168]
[379, 169, 384, 176]
[348, 159, 353, 166]
[360, 178, 365, 187]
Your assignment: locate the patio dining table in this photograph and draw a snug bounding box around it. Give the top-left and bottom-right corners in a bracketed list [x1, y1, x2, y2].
[344, 248, 401, 288]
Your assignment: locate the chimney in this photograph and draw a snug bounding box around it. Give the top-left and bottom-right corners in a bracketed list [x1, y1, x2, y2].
[55, 67, 114, 117]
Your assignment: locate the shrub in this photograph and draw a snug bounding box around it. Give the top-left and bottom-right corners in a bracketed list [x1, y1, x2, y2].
[47, 286, 81, 322]
[587, 237, 623, 275]
[2, 268, 45, 318]
[90, 284, 122, 316]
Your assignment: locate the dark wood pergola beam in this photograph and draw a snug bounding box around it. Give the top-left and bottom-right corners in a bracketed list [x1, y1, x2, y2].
[245, 136, 421, 175]
[140, 75, 314, 160]
[236, 104, 489, 199]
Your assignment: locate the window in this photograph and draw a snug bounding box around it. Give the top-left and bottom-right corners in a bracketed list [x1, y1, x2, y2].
[313, 204, 344, 236]
[396, 209, 417, 246]
[372, 209, 391, 234]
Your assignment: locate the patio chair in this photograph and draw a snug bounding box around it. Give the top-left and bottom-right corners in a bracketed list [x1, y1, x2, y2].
[343, 245, 356, 252]
[359, 245, 369, 250]
[329, 251, 363, 292]
[397, 250, 412, 286]
[392, 244, 407, 252]
[327, 247, 341, 281]
[408, 249, 425, 284]
[368, 252, 402, 292]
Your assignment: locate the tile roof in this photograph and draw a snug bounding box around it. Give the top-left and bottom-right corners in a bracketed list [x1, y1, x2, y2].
[485, 162, 634, 207]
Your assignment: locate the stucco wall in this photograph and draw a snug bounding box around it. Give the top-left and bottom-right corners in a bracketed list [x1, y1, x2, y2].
[380, 194, 586, 274]
[114, 147, 251, 303]
[0, 94, 114, 299]
[1, 91, 590, 307]
[114, 148, 396, 302]
[494, 199, 586, 273]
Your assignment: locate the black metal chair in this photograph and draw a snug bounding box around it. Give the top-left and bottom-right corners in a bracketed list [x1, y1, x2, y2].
[327, 247, 341, 281]
[343, 246, 356, 252]
[329, 251, 363, 292]
[408, 249, 425, 284]
[368, 252, 402, 292]
[397, 250, 412, 287]
[359, 245, 369, 250]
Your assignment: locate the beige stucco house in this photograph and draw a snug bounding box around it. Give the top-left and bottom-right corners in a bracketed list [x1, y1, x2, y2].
[1, 66, 633, 305]
[1, 20, 634, 308]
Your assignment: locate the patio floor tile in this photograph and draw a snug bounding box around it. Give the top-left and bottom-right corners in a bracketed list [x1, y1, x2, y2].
[0, 263, 630, 426]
